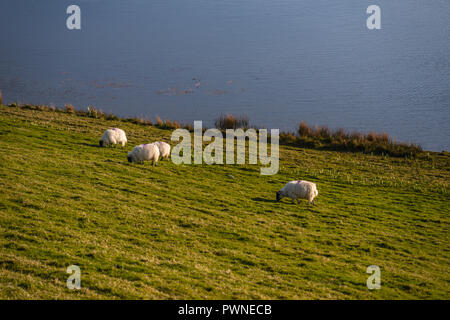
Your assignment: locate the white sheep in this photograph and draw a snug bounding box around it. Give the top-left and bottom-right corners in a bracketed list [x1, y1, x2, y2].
[155, 141, 171, 160]
[127, 143, 160, 166]
[276, 180, 318, 205]
[99, 128, 127, 147]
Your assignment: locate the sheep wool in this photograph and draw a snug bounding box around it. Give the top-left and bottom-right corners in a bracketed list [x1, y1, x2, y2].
[155, 141, 171, 160]
[99, 128, 127, 147]
[127, 143, 160, 166]
[276, 180, 318, 205]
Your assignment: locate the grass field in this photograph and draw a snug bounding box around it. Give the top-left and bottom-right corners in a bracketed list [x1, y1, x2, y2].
[0, 105, 449, 299]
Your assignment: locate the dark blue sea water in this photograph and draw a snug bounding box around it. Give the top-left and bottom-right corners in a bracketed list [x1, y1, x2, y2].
[0, 0, 449, 151]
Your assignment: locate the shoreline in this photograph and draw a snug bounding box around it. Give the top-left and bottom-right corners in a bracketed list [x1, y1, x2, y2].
[2, 102, 440, 157]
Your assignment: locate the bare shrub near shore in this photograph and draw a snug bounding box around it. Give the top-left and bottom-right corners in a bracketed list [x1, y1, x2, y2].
[87, 106, 105, 118]
[155, 116, 181, 130]
[215, 114, 249, 130]
[299, 121, 313, 137]
[65, 104, 75, 114]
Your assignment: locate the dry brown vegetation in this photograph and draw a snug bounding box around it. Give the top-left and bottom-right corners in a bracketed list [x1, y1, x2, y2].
[278, 121, 423, 157]
[214, 114, 249, 130]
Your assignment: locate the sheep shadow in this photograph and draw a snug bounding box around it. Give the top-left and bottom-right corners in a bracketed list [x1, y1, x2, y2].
[77, 142, 128, 150]
[78, 142, 101, 148]
[252, 197, 277, 203]
[253, 197, 312, 207]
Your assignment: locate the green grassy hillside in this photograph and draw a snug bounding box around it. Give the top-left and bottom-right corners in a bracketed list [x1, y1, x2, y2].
[0, 105, 448, 299]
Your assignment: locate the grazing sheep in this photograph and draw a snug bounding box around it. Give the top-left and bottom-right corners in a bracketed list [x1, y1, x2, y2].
[127, 143, 160, 166]
[155, 141, 171, 160]
[99, 128, 127, 147]
[276, 180, 318, 205]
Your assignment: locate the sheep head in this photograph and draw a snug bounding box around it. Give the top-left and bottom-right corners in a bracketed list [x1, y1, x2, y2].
[276, 191, 283, 202]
